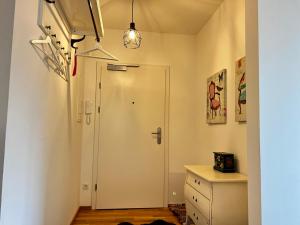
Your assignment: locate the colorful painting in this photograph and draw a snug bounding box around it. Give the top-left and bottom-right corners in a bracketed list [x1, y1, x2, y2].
[235, 57, 247, 122]
[207, 69, 227, 124]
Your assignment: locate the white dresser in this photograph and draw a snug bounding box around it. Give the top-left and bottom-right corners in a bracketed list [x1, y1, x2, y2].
[184, 165, 248, 225]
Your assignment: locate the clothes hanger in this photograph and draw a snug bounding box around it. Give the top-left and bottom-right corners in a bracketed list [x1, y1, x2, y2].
[31, 36, 67, 79]
[31, 36, 61, 69]
[76, 41, 119, 61]
[75, 0, 119, 62]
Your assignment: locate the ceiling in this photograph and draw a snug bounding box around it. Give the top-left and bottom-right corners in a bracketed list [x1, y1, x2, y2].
[100, 0, 223, 35]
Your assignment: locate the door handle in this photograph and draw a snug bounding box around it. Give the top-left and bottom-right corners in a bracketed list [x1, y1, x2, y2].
[152, 127, 162, 145]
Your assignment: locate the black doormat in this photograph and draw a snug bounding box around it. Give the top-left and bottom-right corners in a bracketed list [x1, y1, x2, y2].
[119, 220, 175, 225]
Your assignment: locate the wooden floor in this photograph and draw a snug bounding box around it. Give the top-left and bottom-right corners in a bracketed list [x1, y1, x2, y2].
[72, 207, 181, 225]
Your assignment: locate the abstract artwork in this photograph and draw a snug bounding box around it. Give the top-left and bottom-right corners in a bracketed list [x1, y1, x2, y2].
[235, 57, 247, 122]
[207, 69, 227, 124]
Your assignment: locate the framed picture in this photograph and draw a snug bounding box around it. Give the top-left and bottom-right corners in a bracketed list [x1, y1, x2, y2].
[207, 69, 227, 124]
[235, 57, 247, 122]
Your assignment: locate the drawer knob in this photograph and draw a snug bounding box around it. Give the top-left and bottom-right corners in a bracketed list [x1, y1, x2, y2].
[195, 179, 197, 183]
[198, 181, 201, 185]
[195, 199, 198, 202]
[192, 196, 194, 200]
[197, 216, 199, 220]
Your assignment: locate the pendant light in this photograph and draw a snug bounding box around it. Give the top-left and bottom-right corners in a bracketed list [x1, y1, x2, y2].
[123, 0, 142, 49]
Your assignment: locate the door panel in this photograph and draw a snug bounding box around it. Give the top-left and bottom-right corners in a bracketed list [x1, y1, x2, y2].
[96, 65, 167, 209]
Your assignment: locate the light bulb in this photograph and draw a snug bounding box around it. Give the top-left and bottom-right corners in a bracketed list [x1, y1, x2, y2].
[129, 30, 136, 40]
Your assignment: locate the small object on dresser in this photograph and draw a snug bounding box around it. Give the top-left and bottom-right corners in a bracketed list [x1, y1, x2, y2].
[213, 152, 236, 173]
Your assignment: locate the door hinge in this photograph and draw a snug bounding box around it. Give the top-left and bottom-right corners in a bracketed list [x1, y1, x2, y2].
[95, 184, 98, 191]
[98, 106, 100, 113]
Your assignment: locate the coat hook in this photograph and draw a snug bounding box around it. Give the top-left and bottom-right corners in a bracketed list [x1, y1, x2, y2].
[71, 35, 86, 49]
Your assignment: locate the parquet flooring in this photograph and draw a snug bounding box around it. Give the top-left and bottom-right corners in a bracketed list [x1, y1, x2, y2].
[71, 207, 181, 225]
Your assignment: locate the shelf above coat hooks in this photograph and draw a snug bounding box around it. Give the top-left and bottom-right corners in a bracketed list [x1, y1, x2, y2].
[54, 0, 105, 39]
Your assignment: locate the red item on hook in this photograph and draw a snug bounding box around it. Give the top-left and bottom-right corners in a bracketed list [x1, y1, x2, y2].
[72, 49, 78, 76]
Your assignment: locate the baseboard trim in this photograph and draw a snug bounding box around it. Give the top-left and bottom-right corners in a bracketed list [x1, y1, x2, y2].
[79, 206, 92, 210]
[70, 207, 81, 225]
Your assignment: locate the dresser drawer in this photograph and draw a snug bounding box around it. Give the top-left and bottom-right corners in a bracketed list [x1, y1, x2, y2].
[184, 184, 210, 220]
[186, 172, 212, 199]
[186, 201, 209, 225]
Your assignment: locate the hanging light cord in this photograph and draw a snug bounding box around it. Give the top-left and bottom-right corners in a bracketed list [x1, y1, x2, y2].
[131, 0, 134, 23]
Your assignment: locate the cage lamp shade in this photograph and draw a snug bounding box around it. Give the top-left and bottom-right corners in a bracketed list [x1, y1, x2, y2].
[123, 22, 142, 49]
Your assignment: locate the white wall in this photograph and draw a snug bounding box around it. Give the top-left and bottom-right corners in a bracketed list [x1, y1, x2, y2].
[257, 1, 300, 225]
[0, 1, 82, 225]
[195, 0, 247, 174]
[245, 0, 261, 224]
[0, 0, 15, 209]
[79, 30, 200, 205]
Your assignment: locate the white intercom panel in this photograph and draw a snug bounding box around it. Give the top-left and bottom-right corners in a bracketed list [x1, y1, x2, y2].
[84, 100, 93, 125]
[85, 100, 93, 115]
[76, 100, 84, 123]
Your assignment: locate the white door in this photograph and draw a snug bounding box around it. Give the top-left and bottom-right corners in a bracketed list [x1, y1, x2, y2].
[95, 64, 168, 209]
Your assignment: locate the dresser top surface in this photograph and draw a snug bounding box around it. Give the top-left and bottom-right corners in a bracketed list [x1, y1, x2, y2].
[184, 165, 248, 183]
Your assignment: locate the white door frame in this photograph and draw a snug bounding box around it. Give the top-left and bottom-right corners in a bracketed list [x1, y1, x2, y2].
[91, 62, 170, 209]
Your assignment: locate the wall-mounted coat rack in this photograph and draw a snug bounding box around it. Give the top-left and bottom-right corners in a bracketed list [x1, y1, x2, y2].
[30, 0, 72, 81]
[31, 0, 119, 80]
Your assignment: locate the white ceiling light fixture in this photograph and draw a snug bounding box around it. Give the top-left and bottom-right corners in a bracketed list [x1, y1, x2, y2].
[123, 0, 142, 49]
